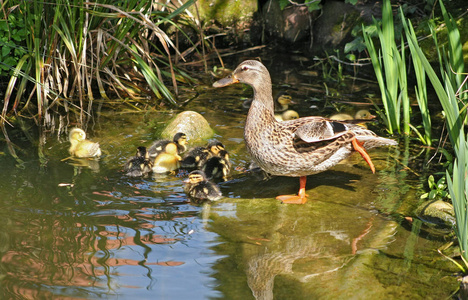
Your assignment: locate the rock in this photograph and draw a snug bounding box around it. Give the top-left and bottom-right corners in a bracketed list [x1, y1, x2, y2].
[313, 0, 380, 52]
[414, 199, 456, 229]
[161, 111, 214, 142]
[191, 0, 257, 27]
[262, 0, 313, 44]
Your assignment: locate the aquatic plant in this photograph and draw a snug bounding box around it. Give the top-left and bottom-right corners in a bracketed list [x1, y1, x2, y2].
[0, 0, 198, 128]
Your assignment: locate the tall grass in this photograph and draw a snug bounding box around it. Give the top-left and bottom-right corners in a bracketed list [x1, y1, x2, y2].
[0, 0, 198, 129]
[362, 0, 432, 145]
[397, 0, 468, 268]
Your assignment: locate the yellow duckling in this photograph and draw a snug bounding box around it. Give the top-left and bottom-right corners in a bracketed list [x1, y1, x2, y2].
[329, 109, 376, 128]
[124, 146, 153, 177]
[184, 170, 223, 203]
[68, 128, 101, 158]
[152, 143, 182, 174]
[274, 109, 300, 122]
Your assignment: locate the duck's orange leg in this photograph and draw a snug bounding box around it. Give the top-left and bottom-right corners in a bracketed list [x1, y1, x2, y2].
[352, 138, 375, 174]
[276, 176, 308, 204]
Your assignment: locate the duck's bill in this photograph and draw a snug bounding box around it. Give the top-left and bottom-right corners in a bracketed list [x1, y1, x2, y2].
[213, 76, 239, 87]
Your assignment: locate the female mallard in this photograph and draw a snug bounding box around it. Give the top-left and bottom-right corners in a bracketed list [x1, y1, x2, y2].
[213, 60, 397, 204]
[243, 91, 294, 112]
[124, 146, 153, 177]
[68, 128, 101, 158]
[184, 170, 223, 203]
[148, 132, 187, 158]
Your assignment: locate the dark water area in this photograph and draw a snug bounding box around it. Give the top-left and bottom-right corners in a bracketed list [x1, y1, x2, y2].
[0, 52, 459, 299]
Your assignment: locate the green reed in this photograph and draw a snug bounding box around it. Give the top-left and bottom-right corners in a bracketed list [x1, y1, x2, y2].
[0, 0, 197, 128]
[403, 0, 468, 269]
[362, 0, 410, 136]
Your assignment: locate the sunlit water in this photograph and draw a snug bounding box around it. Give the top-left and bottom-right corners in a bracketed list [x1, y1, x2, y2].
[0, 55, 459, 299]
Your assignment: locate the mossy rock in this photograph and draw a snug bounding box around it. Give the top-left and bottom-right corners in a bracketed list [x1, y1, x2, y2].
[192, 0, 257, 27]
[414, 199, 456, 229]
[161, 111, 214, 143]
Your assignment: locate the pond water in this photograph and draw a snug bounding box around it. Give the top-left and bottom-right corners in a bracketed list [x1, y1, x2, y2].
[0, 54, 459, 299]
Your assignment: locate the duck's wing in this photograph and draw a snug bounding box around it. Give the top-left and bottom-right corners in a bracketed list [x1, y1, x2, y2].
[292, 117, 350, 143]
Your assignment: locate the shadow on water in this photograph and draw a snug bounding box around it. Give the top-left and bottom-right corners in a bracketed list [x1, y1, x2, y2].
[0, 53, 460, 299]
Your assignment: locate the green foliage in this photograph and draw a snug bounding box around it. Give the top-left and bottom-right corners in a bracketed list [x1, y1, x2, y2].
[0, 13, 29, 75]
[1, 0, 199, 128]
[447, 133, 468, 269]
[420, 175, 450, 200]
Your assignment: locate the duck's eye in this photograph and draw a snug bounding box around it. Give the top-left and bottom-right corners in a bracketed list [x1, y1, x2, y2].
[241, 66, 249, 71]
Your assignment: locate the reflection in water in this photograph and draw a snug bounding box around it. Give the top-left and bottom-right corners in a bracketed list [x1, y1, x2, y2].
[0, 56, 459, 298]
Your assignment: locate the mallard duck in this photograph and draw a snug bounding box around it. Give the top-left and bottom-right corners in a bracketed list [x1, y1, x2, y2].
[124, 146, 153, 177]
[330, 109, 376, 128]
[201, 149, 231, 181]
[275, 109, 300, 122]
[68, 128, 101, 158]
[148, 132, 187, 158]
[152, 143, 182, 174]
[243, 91, 294, 112]
[184, 170, 223, 202]
[213, 60, 397, 204]
[181, 140, 225, 169]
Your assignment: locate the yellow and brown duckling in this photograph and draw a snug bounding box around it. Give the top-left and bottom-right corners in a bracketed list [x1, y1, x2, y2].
[181, 140, 225, 169]
[124, 146, 153, 177]
[274, 109, 300, 122]
[68, 128, 101, 158]
[152, 143, 182, 174]
[213, 60, 397, 204]
[330, 109, 376, 128]
[201, 149, 231, 181]
[148, 132, 187, 158]
[184, 170, 223, 203]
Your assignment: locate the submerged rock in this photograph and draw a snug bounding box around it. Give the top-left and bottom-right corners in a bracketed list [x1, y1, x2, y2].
[414, 199, 456, 229]
[161, 111, 214, 142]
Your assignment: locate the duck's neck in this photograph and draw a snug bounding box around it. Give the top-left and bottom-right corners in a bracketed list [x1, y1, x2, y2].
[251, 77, 275, 113]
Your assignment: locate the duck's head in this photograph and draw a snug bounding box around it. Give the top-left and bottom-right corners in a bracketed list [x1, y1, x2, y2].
[213, 60, 271, 91]
[354, 109, 376, 120]
[276, 92, 293, 106]
[188, 170, 207, 184]
[207, 140, 225, 155]
[69, 128, 86, 142]
[282, 110, 299, 121]
[136, 146, 149, 158]
[173, 132, 187, 147]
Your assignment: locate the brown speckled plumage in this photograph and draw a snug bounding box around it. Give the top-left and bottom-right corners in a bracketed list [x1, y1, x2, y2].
[214, 60, 397, 178]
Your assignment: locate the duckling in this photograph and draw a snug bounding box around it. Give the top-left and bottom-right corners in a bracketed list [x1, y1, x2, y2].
[201, 149, 231, 181]
[274, 109, 300, 122]
[184, 170, 223, 203]
[243, 91, 294, 112]
[148, 132, 187, 158]
[181, 140, 225, 169]
[330, 109, 376, 128]
[68, 128, 101, 158]
[152, 143, 182, 174]
[124, 146, 153, 177]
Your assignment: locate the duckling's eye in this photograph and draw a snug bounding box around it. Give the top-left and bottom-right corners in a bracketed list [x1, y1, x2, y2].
[241, 66, 249, 71]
